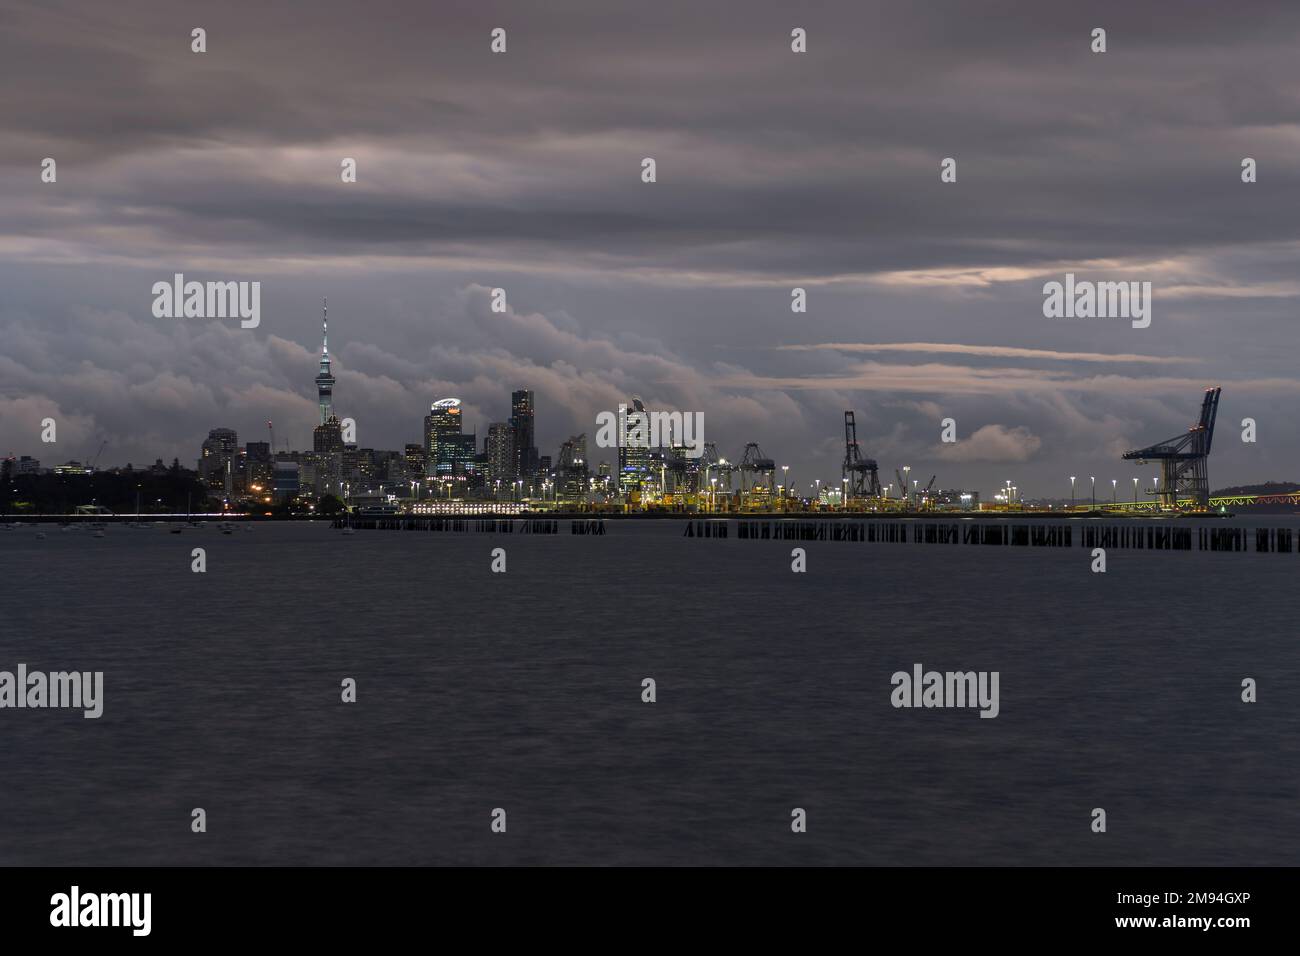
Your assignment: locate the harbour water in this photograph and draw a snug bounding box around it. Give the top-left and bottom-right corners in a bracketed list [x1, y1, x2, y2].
[1, 518, 1297, 866]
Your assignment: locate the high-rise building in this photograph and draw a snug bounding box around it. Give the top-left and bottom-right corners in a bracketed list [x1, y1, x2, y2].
[618, 397, 655, 495]
[448, 433, 478, 477]
[200, 427, 238, 495]
[558, 434, 589, 500]
[486, 422, 516, 486]
[245, 441, 272, 492]
[315, 299, 336, 426]
[510, 389, 538, 478]
[313, 417, 344, 496]
[273, 459, 300, 502]
[424, 398, 467, 477]
[404, 443, 425, 478]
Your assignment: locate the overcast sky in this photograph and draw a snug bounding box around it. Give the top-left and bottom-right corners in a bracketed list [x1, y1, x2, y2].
[2, 0, 1298, 497]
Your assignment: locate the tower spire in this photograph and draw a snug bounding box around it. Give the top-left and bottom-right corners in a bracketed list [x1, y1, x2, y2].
[315, 296, 336, 425]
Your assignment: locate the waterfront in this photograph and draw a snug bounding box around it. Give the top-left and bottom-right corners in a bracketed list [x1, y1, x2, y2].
[1, 520, 1297, 866]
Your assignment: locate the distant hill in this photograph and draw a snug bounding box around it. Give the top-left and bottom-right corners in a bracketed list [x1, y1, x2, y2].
[1212, 481, 1300, 497]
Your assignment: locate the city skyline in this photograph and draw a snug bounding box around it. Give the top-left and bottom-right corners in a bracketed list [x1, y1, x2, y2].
[4, 1, 1300, 500]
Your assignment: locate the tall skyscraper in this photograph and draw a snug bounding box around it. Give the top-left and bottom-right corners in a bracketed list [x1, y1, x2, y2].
[486, 422, 517, 485]
[200, 428, 238, 494]
[315, 298, 336, 426]
[424, 398, 465, 477]
[618, 397, 654, 495]
[313, 417, 343, 496]
[510, 389, 538, 478]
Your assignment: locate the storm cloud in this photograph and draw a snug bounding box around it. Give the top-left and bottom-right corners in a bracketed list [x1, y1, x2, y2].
[2, 0, 1298, 496]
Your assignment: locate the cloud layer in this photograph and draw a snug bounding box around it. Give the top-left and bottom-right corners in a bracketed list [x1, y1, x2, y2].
[3, 0, 1299, 495]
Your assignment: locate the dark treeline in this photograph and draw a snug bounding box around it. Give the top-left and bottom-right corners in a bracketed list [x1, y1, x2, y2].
[0, 467, 208, 515]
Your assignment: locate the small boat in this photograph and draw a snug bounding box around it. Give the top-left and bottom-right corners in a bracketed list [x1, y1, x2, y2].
[170, 526, 183, 534]
[92, 530, 107, 539]
[221, 526, 234, 535]
[341, 526, 356, 535]
[36, 532, 47, 540]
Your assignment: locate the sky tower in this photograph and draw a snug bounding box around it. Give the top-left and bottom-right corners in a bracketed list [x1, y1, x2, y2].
[315, 298, 335, 425]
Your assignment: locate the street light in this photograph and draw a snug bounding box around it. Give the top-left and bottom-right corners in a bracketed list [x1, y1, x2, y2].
[1133, 477, 1139, 504]
[1090, 476, 1095, 508]
[1070, 475, 1076, 508]
[903, 466, 911, 503]
[1111, 478, 1117, 504]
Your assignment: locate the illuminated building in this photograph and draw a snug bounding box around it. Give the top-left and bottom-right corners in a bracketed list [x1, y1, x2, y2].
[511, 389, 538, 478]
[618, 398, 655, 496]
[486, 422, 516, 483]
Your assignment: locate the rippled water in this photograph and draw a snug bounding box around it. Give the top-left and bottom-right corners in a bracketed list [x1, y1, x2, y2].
[1, 517, 1296, 865]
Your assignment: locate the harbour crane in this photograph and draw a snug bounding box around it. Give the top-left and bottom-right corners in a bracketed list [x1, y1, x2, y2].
[738, 442, 776, 495]
[1122, 387, 1221, 510]
[842, 411, 882, 499]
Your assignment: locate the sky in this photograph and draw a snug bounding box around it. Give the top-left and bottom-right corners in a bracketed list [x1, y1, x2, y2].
[2, 0, 1299, 499]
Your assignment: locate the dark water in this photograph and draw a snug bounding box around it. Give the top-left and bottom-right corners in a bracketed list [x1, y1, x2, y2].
[1, 518, 1297, 866]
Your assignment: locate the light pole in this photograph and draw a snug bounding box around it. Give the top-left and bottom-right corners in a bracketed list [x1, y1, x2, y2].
[1133, 477, 1139, 504]
[1070, 475, 1076, 508]
[1111, 478, 1117, 505]
[710, 477, 717, 512]
[1090, 476, 1095, 508]
[903, 466, 911, 505]
[782, 465, 789, 498]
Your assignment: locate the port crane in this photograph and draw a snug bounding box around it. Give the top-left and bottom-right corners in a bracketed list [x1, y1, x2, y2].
[1122, 387, 1221, 510]
[738, 442, 776, 495]
[841, 411, 881, 499]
